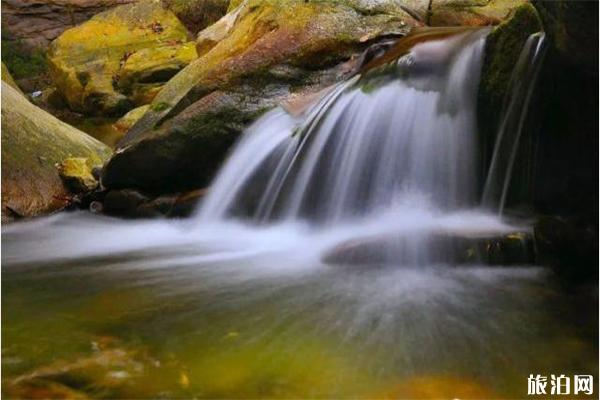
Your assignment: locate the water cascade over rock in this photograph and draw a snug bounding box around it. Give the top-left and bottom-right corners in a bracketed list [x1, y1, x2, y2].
[199, 29, 489, 224]
[195, 28, 540, 266]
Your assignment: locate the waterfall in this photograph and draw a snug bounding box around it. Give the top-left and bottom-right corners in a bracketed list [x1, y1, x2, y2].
[198, 29, 489, 225]
[481, 32, 547, 214]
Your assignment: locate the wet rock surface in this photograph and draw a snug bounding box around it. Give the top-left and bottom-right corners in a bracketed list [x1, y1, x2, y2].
[322, 231, 535, 267]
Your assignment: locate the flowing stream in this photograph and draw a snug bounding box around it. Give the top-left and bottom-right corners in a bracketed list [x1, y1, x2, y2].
[2, 29, 597, 399]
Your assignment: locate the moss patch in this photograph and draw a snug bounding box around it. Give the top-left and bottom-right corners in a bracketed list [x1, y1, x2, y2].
[1, 31, 47, 80]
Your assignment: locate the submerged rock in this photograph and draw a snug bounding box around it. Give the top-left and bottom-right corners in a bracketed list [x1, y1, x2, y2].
[323, 231, 535, 267]
[1, 82, 111, 222]
[47, 0, 197, 116]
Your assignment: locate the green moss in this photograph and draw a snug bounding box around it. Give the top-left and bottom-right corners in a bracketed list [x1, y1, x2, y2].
[151, 102, 171, 112]
[479, 3, 542, 114]
[1, 32, 47, 79]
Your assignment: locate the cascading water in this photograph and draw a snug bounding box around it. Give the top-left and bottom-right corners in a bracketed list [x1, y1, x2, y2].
[3, 27, 597, 400]
[482, 32, 547, 214]
[200, 29, 488, 224]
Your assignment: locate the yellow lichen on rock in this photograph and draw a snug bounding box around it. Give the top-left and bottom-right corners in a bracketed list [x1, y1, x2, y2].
[47, 0, 197, 116]
[57, 157, 100, 193]
[1, 81, 112, 221]
[122, 0, 418, 144]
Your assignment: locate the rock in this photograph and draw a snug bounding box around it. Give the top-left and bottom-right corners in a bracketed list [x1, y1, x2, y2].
[113, 105, 151, 134]
[120, 0, 420, 146]
[322, 231, 535, 266]
[1, 82, 112, 222]
[534, 216, 598, 281]
[1, 0, 138, 50]
[57, 157, 101, 193]
[47, 0, 197, 116]
[104, 90, 271, 193]
[101, 187, 206, 217]
[169, 188, 208, 217]
[477, 3, 542, 152]
[429, 0, 528, 26]
[4, 379, 90, 400]
[162, 0, 229, 34]
[1, 61, 23, 94]
[4, 338, 165, 399]
[534, 0, 598, 76]
[102, 189, 151, 217]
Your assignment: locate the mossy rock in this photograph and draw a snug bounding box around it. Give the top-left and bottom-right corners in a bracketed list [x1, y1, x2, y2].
[114, 105, 151, 133]
[57, 157, 100, 193]
[477, 3, 542, 150]
[1, 82, 111, 222]
[120, 0, 419, 145]
[47, 0, 197, 116]
[102, 91, 271, 193]
[1, 61, 23, 94]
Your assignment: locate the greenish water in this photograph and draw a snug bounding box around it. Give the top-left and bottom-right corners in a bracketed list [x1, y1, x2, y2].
[2, 215, 598, 399]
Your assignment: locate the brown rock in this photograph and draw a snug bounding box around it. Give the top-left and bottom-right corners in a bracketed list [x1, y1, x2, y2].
[1, 0, 138, 49]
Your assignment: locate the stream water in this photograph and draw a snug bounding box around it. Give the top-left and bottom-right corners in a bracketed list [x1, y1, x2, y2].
[2, 29, 598, 399]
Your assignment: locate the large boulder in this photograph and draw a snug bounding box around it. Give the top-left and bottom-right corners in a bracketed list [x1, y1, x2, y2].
[119, 0, 419, 146]
[1, 81, 112, 222]
[1, 0, 137, 50]
[479, 3, 542, 123]
[47, 0, 197, 116]
[102, 90, 277, 193]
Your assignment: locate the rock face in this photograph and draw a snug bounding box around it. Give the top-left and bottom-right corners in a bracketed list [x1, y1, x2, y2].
[47, 0, 197, 116]
[534, 0, 598, 76]
[1, 81, 111, 222]
[1, 0, 138, 49]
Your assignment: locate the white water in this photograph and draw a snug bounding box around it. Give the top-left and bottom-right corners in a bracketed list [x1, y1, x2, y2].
[199, 30, 488, 224]
[3, 29, 529, 269]
[482, 32, 547, 213]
